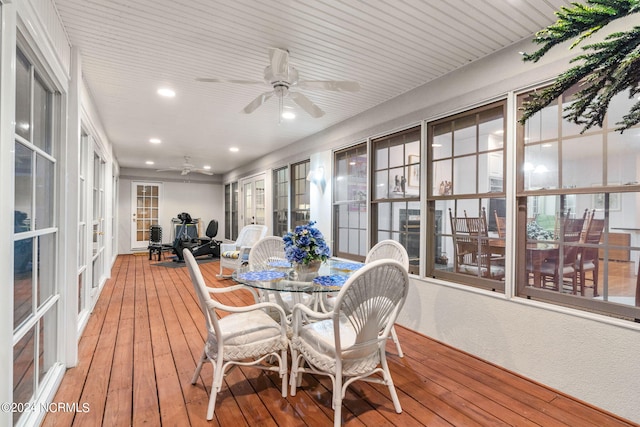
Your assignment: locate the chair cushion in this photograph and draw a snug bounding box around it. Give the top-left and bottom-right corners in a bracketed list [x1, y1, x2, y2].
[206, 310, 286, 360]
[459, 264, 505, 278]
[268, 292, 314, 311]
[221, 250, 240, 259]
[292, 317, 380, 375]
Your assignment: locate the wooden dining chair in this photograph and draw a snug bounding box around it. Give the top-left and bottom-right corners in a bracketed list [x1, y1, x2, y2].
[538, 217, 584, 292]
[575, 217, 605, 296]
[579, 209, 594, 242]
[636, 262, 640, 307]
[494, 210, 506, 238]
[449, 208, 505, 280]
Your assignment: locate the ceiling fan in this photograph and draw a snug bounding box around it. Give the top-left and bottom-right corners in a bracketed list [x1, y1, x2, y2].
[156, 156, 213, 176]
[196, 47, 360, 118]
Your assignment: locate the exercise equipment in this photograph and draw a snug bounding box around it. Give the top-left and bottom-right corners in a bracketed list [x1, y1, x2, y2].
[190, 219, 221, 258]
[171, 212, 220, 262]
[148, 225, 174, 261]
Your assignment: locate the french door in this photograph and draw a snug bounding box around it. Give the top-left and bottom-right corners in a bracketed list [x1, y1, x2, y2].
[91, 151, 106, 294]
[12, 45, 61, 426]
[241, 174, 266, 226]
[131, 182, 162, 249]
[224, 182, 239, 240]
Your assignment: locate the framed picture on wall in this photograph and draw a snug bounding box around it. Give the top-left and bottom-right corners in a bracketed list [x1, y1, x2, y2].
[592, 189, 621, 211]
[408, 155, 420, 188]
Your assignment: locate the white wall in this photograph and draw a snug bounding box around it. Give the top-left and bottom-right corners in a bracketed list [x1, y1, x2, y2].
[223, 19, 640, 423]
[397, 279, 640, 421]
[118, 169, 224, 253]
[310, 151, 333, 247]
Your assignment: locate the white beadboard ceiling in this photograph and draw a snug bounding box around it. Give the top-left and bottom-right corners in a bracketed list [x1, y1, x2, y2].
[52, 0, 573, 175]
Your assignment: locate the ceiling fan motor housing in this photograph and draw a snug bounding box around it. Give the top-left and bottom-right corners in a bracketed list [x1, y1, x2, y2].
[264, 65, 298, 88]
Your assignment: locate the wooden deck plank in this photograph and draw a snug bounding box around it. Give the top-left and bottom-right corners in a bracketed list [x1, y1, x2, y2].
[43, 255, 639, 427]
[41, 257, 128, 427]
[132, 256, 161, 427]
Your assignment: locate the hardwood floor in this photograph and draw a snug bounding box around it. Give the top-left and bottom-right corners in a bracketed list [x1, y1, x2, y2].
[43, 254, 637, 427]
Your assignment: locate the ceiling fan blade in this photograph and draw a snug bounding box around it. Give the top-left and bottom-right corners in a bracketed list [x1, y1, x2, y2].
[156, 167, 180, 172]
[195, 77, 264, 84]
[289, 92, 325, 118]
[242, 91, 274, 114]
[181, 170, 190, 176]
[297, 80, 361, 92]
[195, 169, 214, 176]
[269, 47, 289, 77]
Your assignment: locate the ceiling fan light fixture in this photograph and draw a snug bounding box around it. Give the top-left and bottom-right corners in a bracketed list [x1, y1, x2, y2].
[157, 87, 175, 98]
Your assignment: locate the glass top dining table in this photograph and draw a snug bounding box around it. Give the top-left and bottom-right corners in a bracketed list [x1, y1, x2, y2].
[232, 258, 365, 293]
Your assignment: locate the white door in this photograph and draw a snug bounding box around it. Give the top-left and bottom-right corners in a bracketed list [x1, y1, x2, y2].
[92, 151, 106, 295]
[241, 174, 266, 226]
[78, 132, 89, 321]
[131, 182, 162, 249]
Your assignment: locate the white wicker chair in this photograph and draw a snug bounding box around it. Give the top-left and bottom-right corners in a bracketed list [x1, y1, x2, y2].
[184, 249, 289, 420]
[218, 224, 267, 278]
[289, 259, 409, 427]
[247, 236, 314, 317]
[365, 239, 410, 358]
[247, 235, 288, 267]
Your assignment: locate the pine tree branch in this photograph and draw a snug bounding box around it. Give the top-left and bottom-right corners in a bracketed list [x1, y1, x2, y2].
[519, 0, 640, 132]
[523, 0, 637, 62]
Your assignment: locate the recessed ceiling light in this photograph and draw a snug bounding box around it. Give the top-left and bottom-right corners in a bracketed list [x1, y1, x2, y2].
[282, 111, 296, 120]
[157, 88, 175, 97]
[145, 160, 154, 165]
[229, 147, 239, 152]
[431, 143, 442, 147]
[203, 165, 211, 170]
[149, 138, 161, 144]
[542, 143, 553, 148]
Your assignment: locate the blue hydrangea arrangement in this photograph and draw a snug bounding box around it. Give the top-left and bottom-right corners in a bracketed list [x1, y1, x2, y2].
[526, 221, 555, 241]
[283, 221, 330, 265]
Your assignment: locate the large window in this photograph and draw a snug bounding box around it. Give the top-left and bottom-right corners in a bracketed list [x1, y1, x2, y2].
[224, 182, 239, 240]
[371, 127, 421, 274]
[291, 160, 310, 228]
[333, 143, 368, 260]
[272, 166, 289, 236]
[427, 102, 506, 290]
[517, 86, 640, 320]
[14, 46, 60, 424]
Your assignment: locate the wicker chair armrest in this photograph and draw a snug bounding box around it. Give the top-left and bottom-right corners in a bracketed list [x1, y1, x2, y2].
[291, 303, 332, 334]
[220, 242, 237, 252]
[206, 299, 288, 327]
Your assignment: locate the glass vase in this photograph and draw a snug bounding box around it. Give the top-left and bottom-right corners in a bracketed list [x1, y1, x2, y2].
[294, 260, 322, 281]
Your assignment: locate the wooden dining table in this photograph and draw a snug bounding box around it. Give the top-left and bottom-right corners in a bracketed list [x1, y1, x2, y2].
[489, 238, 559, 287]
